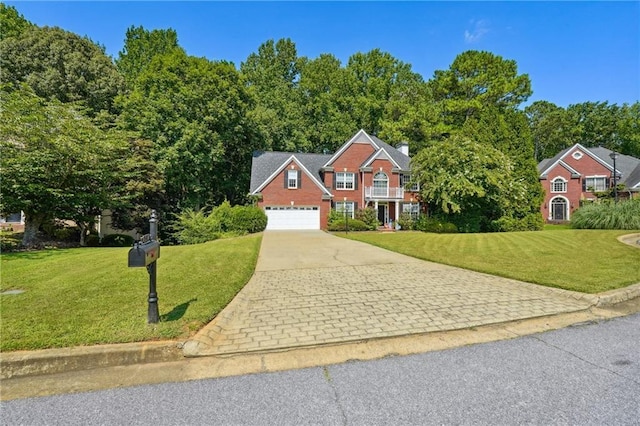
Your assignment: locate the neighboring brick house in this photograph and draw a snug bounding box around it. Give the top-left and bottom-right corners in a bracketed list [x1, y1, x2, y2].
[537, 143, 640, 222]
[249, 129, 421, 230]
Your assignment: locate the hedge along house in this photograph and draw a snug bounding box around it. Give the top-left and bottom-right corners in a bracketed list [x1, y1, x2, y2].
[249, 129, 422, 230]
[537, 143, 640, 222]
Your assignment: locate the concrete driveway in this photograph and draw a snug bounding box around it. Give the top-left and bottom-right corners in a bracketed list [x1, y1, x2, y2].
[183, 231, 594, 356]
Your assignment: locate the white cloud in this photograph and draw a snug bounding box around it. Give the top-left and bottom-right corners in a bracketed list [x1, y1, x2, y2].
[464, 19, 490, 43]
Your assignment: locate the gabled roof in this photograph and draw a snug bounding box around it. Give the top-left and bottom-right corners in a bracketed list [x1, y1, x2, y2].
[538, 143, 640, 188]
[542, 160, 581, 177]
[322, 129, 410, 171]
[361, 147, 402, 169]
[249, 151, 332, 195]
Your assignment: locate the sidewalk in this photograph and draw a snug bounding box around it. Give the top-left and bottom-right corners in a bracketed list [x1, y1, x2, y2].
[2, 231, 639, 400]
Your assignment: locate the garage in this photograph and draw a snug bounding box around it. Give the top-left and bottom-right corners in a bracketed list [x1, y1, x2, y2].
[264, 206, 320, 230]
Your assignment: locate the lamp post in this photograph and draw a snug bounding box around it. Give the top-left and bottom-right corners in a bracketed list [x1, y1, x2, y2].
[609, 151, 619, 203]
[343, 197, 348, 234]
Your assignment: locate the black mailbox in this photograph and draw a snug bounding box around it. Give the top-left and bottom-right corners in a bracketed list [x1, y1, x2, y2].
[128, 241, 161, 267]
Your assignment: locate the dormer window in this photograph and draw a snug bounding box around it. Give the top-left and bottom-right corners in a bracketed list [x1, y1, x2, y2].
[551, 177, 567, 193]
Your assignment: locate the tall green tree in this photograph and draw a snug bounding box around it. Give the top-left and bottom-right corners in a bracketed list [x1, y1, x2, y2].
[0, 25, 124, 116]
[116, 25, 181, 87]
[0, 85, 127, 246]
[525, 101, 576, 161]
[241, 38, 307, 152]
[119, 49, 260, 211]
[0, 3, 34, 40]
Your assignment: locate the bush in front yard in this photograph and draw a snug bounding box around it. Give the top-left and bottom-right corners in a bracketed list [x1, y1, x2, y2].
[327, 219, 369, 231]
[571, 199, 640, 229]
[414, 216, 458, 233]
[491, 213, 544, 232]
[355, 207, 378, 230]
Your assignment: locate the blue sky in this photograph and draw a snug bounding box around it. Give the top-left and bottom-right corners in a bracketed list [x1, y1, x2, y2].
[7, 1, 639, 108]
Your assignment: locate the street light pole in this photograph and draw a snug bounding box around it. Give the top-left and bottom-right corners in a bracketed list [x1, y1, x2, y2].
[609, 152, 619, 203]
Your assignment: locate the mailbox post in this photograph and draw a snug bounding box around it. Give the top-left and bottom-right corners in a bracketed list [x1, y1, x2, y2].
[127, 210, 161, 324]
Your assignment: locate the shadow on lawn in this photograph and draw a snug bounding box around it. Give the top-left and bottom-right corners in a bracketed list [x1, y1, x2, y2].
[161, 298, 197, 322]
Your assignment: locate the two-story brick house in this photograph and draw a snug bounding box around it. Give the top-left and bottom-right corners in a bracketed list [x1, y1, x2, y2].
[249, 129, 421, 230]
[538, 143, 640, 222]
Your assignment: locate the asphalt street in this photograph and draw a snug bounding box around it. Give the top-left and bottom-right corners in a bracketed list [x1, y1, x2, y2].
[2, 312, 639, 425]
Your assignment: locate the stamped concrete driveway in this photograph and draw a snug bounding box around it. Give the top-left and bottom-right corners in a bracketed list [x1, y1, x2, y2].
[183, 231, 594, 356]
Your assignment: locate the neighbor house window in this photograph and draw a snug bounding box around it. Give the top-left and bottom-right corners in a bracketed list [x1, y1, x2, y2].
[551, 177, 567, 193]
[400, 174, 419, 192]
[335, 201, 355, 219]
[335, 172, 355, 190]
[287, 170, 298, 189]
[402, 202, 420, 219]
[584, 176, 607, 192]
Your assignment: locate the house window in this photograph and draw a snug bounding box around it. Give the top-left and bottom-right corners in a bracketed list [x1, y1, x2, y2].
[373, 172, 388, 197]
[336, 172, 355, 190]
[572, 151, 583, 160]
[400, 174, 419, 192]
[584, 176, 607, 192]
[551, 177, 567, 193]
[402, 202, 420, 219]
[287, 170, 298, 189]
[335, 201, 355, 219]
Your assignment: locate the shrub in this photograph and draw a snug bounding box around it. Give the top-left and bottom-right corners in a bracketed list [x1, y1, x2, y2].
[396, 212, 415, 230]
[354, 208, 378, 230]
[571, 199, 640, 230]
[327, 219, 369, 231]
[491, 213, 544, 232]
[228, 205, 267, 234]
[85, 234, 101, 247]
[0, 232, 21, 252]
[100, 233, 135, 247]
[414, 216, 458, 233]
[173, 209, 219, 245]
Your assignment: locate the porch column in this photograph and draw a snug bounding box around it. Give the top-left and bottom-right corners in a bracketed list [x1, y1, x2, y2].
[395, 202, 400, 223]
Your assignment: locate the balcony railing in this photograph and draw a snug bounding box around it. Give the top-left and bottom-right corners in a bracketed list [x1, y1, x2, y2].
[364, 186, 404, 199]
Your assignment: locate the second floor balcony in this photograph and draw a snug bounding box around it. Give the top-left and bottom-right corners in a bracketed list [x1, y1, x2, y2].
[364, 186, 404, 200]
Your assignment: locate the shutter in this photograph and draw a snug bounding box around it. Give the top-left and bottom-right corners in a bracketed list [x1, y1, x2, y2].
[353, 173, 358, 190]
[354, 202, 358, 211]
[298, 170, 302, 189]
[284, 170, 288, 188]
[606, 178, 610, 188]
[582, 179, 586, 192]
[332, 173, 336, 190]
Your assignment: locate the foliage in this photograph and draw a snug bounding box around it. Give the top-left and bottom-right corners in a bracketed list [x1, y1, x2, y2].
[327, 219, 369, 232]
[0, 84, 130, 247]
[100, 233, 135, 247]
[571, 199, 640, 230]
[0, 231, 21, 252]
[0, 3, 34, 41]
[413, 216, 458, 233]
[491, 213, 545, 232]
[342, 230, 640, 293]
[0, 25, 124, 116]
[172, 202, 266, 245]
[354, 207, 378, 230]
[396, 212, 415, 230]
[412, 135, 529, 232]
[0, 235, 262, 351]
[116, 26, 181, 87]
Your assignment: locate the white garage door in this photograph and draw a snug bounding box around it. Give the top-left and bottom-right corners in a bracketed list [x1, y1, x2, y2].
[265, 207, 320, 230]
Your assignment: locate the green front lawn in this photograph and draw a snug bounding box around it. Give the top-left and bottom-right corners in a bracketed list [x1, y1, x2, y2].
[340, 230, 640, 294]
[0, 235, 261, 351]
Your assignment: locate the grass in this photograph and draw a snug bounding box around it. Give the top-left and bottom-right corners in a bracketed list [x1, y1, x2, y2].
[339, 229, 640, 294]
[0, 234, 262, 351]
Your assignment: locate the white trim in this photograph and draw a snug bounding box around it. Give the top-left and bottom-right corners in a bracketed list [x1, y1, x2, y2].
[540, 159, 581, 178]
[251, 155, 332, 196]
[572, 151, 583, 160]
[541, 144, 614, 177]
[549, 195, 570, 221]
[323, 129, 378, 168]
[550, 176, 567, 193]
[361, 148, 402, 169]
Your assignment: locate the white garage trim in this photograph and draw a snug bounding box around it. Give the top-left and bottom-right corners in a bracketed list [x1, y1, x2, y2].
[264, 206, 320, 230]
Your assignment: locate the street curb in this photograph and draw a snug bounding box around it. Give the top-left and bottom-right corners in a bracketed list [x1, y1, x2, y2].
[0, 341, 181, 380]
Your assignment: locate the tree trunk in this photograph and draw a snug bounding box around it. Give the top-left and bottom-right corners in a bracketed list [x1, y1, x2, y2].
[78, 222, 88, 247]
[21, 212, 45, 248]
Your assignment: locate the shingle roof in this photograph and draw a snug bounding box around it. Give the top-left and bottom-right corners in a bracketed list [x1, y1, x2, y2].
[537, 144, 640, 188]
[370, 135, 411, 170]
[249, 151, 332, 193]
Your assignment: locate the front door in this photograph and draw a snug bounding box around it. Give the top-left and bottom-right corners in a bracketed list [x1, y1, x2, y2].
[377, 204, 388, 225]
[551, 197, 567, 221]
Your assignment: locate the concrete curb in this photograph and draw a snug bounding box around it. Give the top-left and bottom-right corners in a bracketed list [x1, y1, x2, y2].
[0, 341, 181, 380]
[2, 284, 639, 381]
